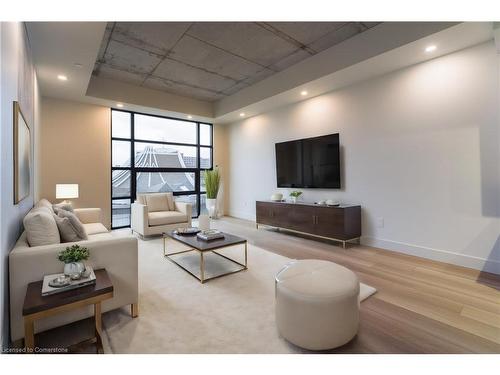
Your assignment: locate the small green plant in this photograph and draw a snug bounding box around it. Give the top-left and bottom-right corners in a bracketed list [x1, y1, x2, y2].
[204, 168, 221, 199]
[289, 191, 303, 198]
[58, 245, 90, 264]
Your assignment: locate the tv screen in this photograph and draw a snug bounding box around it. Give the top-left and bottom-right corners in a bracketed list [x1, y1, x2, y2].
[275, 134, 340, 189]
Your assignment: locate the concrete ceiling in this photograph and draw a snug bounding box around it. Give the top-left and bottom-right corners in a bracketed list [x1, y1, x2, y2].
[92, 22, 380, 102]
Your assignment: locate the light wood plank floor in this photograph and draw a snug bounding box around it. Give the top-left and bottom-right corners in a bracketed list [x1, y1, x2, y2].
[211, 216, 500, 353]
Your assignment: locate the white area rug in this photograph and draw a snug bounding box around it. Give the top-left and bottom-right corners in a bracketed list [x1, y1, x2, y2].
[102, 237, 376, 353]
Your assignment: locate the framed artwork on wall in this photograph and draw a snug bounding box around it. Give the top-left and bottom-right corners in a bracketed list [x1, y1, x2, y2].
[13, 101, 31, 204]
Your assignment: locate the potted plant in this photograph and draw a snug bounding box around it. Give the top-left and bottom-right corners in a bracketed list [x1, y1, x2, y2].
[204, 168, 221, 218]
[58, 244, 90, 276]
[289, 191, 302, 203]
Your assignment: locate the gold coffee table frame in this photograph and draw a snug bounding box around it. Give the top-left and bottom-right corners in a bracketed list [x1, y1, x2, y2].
[163, 234, 248, 284]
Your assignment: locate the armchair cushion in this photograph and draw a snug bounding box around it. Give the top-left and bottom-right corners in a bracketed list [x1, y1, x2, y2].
[148, 211, 187, 226]
[145, 193, 170, 212]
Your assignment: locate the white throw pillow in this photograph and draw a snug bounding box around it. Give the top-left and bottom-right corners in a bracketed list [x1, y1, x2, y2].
[146, 193, 170, 212]
[23, 208, 61, 246]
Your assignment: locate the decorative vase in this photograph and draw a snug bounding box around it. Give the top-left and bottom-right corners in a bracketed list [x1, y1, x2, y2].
[206, 198, 217, 219]
[290, 196, 297, 203]
[64, 261, 84, 276]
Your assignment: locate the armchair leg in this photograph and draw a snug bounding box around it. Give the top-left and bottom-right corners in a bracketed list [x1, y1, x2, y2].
[131, 303, 139, 318]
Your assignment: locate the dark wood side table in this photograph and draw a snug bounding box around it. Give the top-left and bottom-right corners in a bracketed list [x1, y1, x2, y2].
[22, 268, 113, 354]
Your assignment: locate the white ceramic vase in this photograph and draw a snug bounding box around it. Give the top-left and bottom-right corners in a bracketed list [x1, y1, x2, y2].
[290, 196, 297, 203]
[206, 198, 217, 219]
[64, 261, 84, 276]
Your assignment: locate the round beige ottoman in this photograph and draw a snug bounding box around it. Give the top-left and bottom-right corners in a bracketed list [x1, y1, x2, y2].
[275, 259, 360, 350]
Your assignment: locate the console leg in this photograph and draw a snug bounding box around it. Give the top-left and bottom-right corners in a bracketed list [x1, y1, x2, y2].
[131, 303, 139, 318]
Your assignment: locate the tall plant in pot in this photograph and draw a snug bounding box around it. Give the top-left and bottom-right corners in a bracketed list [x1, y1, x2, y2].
[204, 168, 221, 218]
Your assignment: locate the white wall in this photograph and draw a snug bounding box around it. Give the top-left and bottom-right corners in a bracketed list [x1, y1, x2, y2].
[0, 22, 40, 347]
[225, 41, 500, 274]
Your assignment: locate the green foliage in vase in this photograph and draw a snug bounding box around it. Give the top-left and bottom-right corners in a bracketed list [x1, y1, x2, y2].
[58, 244, 90, 264]
[289, 191, 303, 198]
[204, 168, 221, 199]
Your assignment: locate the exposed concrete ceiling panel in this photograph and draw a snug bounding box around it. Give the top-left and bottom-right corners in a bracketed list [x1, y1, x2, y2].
[153, 58, 236, 94]
[92, 22, 380, 102]
[169, 35, 263, 81]
[267, 22, 347, 47]
[103, 40, 162, 73]
[112, 22, 191, 55]
[187, 22, 300, 67]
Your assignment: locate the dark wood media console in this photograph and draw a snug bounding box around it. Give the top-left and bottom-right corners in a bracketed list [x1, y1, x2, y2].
[256, 201, 361, 248]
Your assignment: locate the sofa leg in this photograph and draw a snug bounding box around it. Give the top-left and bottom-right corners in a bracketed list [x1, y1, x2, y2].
[131, 303, 139, 318]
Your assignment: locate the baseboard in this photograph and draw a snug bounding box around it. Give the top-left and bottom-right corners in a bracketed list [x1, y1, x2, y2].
[227, 211, 500, 275]
[228, 209, 255, 222]
[361, 236, 500, 275]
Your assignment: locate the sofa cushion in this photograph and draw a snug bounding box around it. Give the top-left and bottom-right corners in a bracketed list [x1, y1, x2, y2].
[53, 214, 86, 243]
[53, 201, 74, 213]
[23, 208, 60, 246]
[83, 223, 109, 235]
[148, 211, 187, 226]
[34, 198, 54, 213]
[145, 193, 170, 212]
[57, 210, 88, 240]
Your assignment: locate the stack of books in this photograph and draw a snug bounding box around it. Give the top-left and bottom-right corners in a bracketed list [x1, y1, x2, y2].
[197, 229, 225, 241]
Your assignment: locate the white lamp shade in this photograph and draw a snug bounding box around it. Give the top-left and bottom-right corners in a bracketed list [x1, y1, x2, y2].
[56, 184, 79, 199]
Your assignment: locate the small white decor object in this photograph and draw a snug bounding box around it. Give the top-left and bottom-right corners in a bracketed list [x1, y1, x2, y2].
[63, 261, 85, 276]
[270, 193, 283, 202]
[198, 214, 210, 230]
[326, 199, 340, 206]
[289, 191, 302, 204]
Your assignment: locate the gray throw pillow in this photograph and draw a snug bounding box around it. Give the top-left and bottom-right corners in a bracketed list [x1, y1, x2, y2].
[53, 214, 85, 242]
[57, 209, 88, 241]
[53, 202, 74, 213]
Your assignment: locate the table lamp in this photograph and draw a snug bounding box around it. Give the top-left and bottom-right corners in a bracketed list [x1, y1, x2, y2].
[56, 184, 79, 203]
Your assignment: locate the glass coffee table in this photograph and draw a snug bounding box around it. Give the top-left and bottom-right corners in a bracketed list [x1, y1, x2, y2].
[163, 230, 248, 284]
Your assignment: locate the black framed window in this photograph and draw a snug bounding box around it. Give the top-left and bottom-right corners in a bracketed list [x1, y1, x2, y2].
[111, 109, 213, 229]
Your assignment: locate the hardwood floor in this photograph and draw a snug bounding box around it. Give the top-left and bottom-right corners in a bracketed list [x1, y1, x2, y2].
[211, 216, 500, 353]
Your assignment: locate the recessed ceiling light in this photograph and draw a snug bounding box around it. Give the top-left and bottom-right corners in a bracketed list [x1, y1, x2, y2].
[240, 113, 245, 117]
[301, 90, 308, 96]
[57, 74, 68, 81]
[73, 63, 83, 68]
[187, 115, 193, 119]
[425, 45, 437, 53]
[116, 103, 124, 108]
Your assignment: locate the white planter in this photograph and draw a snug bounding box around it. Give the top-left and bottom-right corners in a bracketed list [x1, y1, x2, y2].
[206, 198, 218, 219]
[63, 261, 84, 276]
[290, 196, 297, 203]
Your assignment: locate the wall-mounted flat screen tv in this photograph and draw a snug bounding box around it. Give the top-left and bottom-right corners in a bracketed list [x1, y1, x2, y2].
[275, 133, 340, 189]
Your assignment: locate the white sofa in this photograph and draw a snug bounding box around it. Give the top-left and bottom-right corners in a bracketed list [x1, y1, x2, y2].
[131, 192, 192, 237]
[9, 199, 138, 343]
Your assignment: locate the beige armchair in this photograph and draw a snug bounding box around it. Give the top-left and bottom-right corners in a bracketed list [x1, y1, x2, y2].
[131, 192, 192, 237]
